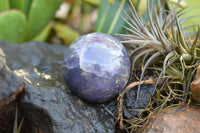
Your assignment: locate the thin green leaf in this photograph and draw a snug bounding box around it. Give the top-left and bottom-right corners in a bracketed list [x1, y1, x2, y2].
[175, 16, 190, 51]
[191, 26, 200, 59]
[119, 10, 148, 39]
[154, 10, 169, 42]
[121, 39, 151, 46]
[176, 31, 188, 55]
[163, 51, 175, 78]
[168, 64, 183, 79]
[108, 0, 126, 34]
[121, 25, 147, 40]
[155, 27, 171, 52]
[127, 3, 141, 29]
[141, 53, 151, 70]
[185, 68, 196, 93]
[128, 0, 146, 32]
[147, 0, 158, 39]
[128, 0, 154, 40]
[17, 117, 24, 133]
[116, 33, 145, 40]
[154, 55, 180, 93]
[130, 46, 148, 57]
[13, 106, 18, 133]
[130, 48, 155, 82]
[131, 48, 155, 69]
[137, 51, 163, 101]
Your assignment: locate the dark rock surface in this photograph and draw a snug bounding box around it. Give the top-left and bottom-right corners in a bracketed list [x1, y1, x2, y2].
[0, 40, 154, 133]
[0, 48, 23, 101]
[123, 85, 154, 118]
[0, 41, 115, 133]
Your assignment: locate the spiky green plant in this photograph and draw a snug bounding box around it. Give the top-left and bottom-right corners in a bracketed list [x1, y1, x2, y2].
[116, 0, 200, 131]
[118, 0, 200, 99]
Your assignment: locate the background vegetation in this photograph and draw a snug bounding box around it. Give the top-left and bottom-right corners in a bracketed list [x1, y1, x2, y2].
[0, 0, 199, 44]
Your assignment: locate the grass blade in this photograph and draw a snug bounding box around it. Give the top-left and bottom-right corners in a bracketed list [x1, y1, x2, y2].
[13, 106, 18, 133]
[17, 117, 24, 133]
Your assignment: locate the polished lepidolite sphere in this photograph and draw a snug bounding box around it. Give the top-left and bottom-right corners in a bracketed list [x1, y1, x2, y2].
[62, 33, 131, 103]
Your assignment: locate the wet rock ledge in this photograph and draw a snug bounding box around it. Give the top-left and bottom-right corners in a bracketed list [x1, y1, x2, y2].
[0, 41, 115, 133]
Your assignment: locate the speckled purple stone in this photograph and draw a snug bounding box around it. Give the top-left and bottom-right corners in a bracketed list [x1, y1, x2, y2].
[62, 33, 131, 103]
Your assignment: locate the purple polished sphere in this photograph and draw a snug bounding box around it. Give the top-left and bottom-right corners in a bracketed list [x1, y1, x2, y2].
[62, 33, 131, 103]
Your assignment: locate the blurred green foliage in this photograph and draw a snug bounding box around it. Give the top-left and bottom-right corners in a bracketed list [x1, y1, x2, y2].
[0, 0, 152, 44]
[95, 0, 129, 34]
[50, 0, 151, 45]
[94, 0, 152, 35]
[180, 0, 200, 26]
[167, 0, 200, 33]
[1, 0, 199, 45]
[0, 0, 62, 43]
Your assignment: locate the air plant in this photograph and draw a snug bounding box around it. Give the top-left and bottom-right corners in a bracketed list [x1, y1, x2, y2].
[116, 0, 200, 131]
